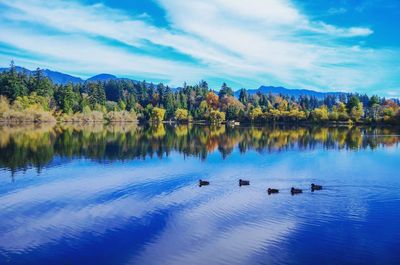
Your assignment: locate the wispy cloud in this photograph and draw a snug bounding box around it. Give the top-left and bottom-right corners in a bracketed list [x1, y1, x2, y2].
[327, 7, 347, 15]
[0, 0, 398, 93]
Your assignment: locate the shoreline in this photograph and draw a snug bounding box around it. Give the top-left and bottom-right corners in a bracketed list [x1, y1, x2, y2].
[1, 119, 399, 128]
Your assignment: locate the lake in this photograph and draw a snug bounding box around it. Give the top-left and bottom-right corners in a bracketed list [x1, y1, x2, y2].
[0, 124, 399, 265]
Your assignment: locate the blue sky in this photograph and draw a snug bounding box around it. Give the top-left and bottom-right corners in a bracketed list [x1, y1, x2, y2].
[0, 0, 399, 96]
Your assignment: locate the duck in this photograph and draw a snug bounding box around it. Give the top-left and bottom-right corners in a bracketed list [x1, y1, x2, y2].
[267, 188, 279, 195]
[199, 179, 210, 187]
[311, 183, 322, 191]
[239, 179, 250, 186]
[291, 187, 302, 194]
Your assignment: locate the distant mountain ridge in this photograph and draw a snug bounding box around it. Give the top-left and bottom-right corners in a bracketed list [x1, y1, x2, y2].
[87, 74, 118, 82]
[234, 86, 346, 99]
[0, 66, 135, 84]
[1, 65, 347, 99]
[0, 66, 84, 84]
[42, 69, 84, 84]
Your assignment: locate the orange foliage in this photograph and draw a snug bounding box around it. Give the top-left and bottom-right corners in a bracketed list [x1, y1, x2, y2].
[206, 92, 219, 110]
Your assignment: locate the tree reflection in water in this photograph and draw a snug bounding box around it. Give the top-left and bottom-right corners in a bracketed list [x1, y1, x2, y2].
[0, 123, 399, 174]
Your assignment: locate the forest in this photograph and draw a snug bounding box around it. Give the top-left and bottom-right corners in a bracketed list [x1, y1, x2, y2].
[0, 62, 399, 124]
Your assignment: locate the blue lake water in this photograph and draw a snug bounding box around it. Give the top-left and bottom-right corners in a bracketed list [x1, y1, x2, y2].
[0, 124, 399, 265]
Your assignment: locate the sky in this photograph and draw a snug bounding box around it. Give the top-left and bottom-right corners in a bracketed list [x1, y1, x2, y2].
[0, 0, 399, 96]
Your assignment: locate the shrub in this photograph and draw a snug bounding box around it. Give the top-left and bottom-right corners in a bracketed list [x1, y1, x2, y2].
[209, 110, 226, 124]
[150, 107, 166, 123]
[105, 110, 137, 122]
[0, 96, 10, 117]
[62, 111, 104, 123]
[1, 108, 55, 123]
[174, 108, 189, 122]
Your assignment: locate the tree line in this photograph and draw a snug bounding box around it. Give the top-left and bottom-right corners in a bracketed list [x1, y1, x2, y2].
[1, 62, 399, 124]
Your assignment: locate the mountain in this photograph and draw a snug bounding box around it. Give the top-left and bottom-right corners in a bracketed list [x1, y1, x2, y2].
[234, 85, 346, 99]
[0, 66, 30, 74]
[0, 66, 83, 84]
[86, 74, 118, 82]
[0, 67, 128, 84]
[42, 69, 83, 84]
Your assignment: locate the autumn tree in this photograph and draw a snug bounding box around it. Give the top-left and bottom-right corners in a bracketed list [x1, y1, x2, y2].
[150, 107, 166, 123]
[174, 108, 189, 122]
[350, 102, 364, 122]
[249, 107, 263, 122]
[209, 110, 225, 124]
[206, 92, 219, 110]
[311, 105, 329, 121]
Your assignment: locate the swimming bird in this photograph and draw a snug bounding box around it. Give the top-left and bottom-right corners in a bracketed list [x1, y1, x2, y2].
[291, 187, 302, 195]
[311, 183, 322, 191]
[267, 188, 279, 195]
[239, 179, 250, 186]
[199, 179, 210, 187]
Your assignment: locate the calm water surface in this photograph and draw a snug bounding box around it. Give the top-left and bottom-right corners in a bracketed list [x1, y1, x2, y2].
[0, 124, 399, 265]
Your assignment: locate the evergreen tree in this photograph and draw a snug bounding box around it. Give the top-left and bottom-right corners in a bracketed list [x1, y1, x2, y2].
[163, 86, 176, 119]
[0, 61, 28, 100]
[58, 84, 76, 114]
[238, 89, 249, 105]
[30, 68, 54, 97]
[87, 82, 106, 109]
[219, 82, 234, 98]
[347, 95, 361, 113]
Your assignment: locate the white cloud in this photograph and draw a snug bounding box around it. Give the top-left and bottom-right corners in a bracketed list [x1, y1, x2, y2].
[0, 25, 206, 82]
[0, 0, 398, 92]
[309, 22, 373, 37]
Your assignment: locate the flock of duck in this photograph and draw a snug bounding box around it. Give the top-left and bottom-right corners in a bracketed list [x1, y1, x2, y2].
[198, 179, 323, 195]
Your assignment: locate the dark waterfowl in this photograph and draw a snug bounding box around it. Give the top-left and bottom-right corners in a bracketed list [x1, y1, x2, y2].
[239, 179, 250, 186]
[267, 188, 279, 195]
[291, 187, 302, 194]
[199, 179, 210, 187]
[311, 183, 322, 191]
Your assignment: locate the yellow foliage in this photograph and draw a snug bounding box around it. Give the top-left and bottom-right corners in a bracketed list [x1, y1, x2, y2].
[209, 110, 226, 123]
[174, 108, 189, 122]
[150, 107, 166, 123]
[0, 96, 10, 117]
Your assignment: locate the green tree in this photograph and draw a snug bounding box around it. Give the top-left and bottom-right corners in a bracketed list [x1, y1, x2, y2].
[0, 61, 28, 100]
[87, 82, 106, 109]
[163, 86, 175, 119]
[218, 82, 234, 98]
[226, 105, 241, 121]
[118, 100, 126, 110]
[58, 84, 76, 114]
[30, 68, 54, 97]
[126, 94, 136, 111]
[238, 89, 249, 105]
[369, 95, 380, 107]
[347, 95, 360, 112]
